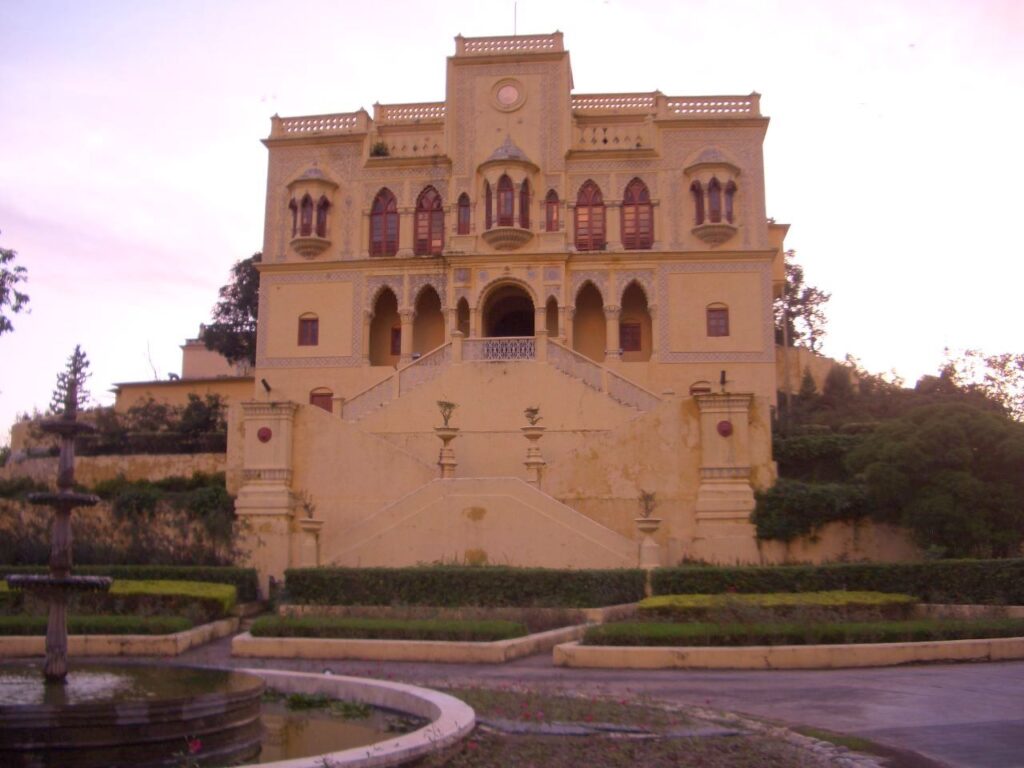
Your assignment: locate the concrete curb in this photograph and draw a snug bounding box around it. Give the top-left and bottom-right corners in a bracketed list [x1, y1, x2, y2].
[553, 635, 1024, 669]
[238, 668, 475, 767]
[232, 623, 589, 663]
[0, 617, 239, 657]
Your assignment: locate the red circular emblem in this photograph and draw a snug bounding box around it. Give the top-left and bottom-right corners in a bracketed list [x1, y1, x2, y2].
[716, 420, 733, 437]
[257, 427, 272, 443]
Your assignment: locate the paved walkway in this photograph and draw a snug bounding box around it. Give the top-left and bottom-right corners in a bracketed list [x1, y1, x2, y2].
[173, 636, 1024, 768]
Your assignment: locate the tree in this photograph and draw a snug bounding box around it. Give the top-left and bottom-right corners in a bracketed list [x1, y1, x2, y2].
[203, 253, 261, 366]
[0, 234, 30, 336]
[774, 251, 831, 352]
[941, 349, 1024, 422]
[50, 345, 91, 415]
[846, 402, 1024, 558]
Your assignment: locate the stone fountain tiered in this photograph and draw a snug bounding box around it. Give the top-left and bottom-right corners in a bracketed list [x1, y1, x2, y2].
[0, 381, 264, 768]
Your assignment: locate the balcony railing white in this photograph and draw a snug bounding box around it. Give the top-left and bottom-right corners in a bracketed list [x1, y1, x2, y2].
[463, 337, 536, 361]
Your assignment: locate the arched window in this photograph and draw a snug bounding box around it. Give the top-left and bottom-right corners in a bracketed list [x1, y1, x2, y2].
[706, 303, 730, 337]
[315, 196, 330, 238]
[297, 313, 319, 346]
[725, 181, 737, 224]
[708, 177, 722, 223]
[288, 199, 298, 237]
[457, 193, 471, 235]
[309, 388, 333, 413]
[621, 178, 653, 250]
[299, 194, 314, 237]
[414, 186, 444, 256]
[690, 181, 705, 225]
[544, 190, 559, 232]
[574, 181, 605, 251]
[519, 179, 530, 229]
[497, 175, 514, 227]
[484, 181, 493, 229]
[370, 188, 399, 256]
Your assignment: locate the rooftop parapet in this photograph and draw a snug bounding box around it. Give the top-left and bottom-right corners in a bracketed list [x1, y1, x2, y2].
[374, 101, 447, 124]
[572, 92, 762, 119]
[455, 32, 564, 56]
[269, 110, 370, 139]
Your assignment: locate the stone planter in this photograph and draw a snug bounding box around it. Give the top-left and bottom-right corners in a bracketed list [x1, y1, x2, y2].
[634, 516, 663, 569]
[521, 425, 546, 486]
[435, 426, 460, 478]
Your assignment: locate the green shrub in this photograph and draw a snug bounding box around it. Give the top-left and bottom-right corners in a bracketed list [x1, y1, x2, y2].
[651, 559, 1024, 605]
[773, 433, 863, 482]
[0, 614, 193, 635]
[752, 479, 869, 541]
[582, 617, 1024, 647]
[0, 477, 49, 499]
[284, 566, 646, 608]
[0, 565, 259, 602]
[638, 591, 916, 621]
[251, 615, 526, 642]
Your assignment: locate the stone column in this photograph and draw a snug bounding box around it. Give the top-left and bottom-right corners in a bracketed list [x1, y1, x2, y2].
[293, 518, 324, 568]
[451, 329, 464, 363]
[362, 309, 373, 362]
[399, 308, 414, 364]
[604, 304, 622, 361]
[692, 393, 759, 562]
[235, 401, 299, 597]
[606, 201, 623, 252]
[564, 306, 575, 348]
[535, 327, 548, 362]
[648, 304, 659, 358]
[534, 305, 547, 340]
[396, 206, 414, 257]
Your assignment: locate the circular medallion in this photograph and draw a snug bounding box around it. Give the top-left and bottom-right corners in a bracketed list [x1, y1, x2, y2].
[257, 427, 272, 443]
[492, 79, 526, 112]
[497, 84, 520, 106]
[716, 420, 734, 438]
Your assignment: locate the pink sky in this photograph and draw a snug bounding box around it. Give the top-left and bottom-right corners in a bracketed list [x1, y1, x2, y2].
[2, 0, 1022, 444]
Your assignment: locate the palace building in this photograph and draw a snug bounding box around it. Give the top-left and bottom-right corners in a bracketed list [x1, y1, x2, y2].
[234, 32, 790, 590]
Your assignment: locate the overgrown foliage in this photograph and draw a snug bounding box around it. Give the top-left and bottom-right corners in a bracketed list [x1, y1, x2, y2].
[773, 251, 830, 352]
[204, 252, 260, 366]
[637, 591, 916, 621]
[752, 479, 869, 541]
[0, 233, 30, 336]
[651, 559, 1024, 604]
[50, 344, 91, 414]
[0, 565, 259, 602]
[0, 615, 193, 635]
[284, 566, 647, 608]
[251, 615, 527, 642]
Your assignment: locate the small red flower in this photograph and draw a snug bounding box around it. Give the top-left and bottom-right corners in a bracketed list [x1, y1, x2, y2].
[187, 737, 202, 754]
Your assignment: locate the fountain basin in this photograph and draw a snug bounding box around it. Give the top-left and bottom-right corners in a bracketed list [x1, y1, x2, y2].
[0, 664, 264, 767]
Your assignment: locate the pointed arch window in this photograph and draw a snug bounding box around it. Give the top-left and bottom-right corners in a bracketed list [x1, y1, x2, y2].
[544, 190, 559, 232]
[315, 196, 330, 238]
[299, 194, 314, 237]
[288, 199, 298, 237]
[574, 181, 605, 251]
[457, 193, 471, 235]
[414, 186, 444, 256]
[497, 174, 514, 227]
[725, 181, 737, 224]
[690, 181, 705, 225]
[519, 179, 530, 229]
[621, 178, 653, 250]
[484, 181, 493, 229]
[708, 177, 723, 223]
[370, 188, 399, 256]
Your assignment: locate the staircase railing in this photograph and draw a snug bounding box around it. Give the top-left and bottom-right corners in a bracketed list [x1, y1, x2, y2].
[342, 342, 451, 421]
[548, 340, 662, 412]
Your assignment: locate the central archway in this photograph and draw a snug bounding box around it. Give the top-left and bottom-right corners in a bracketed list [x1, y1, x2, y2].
[482, 283, 535, 337]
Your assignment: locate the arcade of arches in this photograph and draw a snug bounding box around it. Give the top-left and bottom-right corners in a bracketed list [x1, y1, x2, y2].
[367, 280, 651, 366]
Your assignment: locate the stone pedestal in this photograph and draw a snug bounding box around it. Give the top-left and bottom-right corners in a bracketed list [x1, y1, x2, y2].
[692, 393, 760, 561]
[435, 426, 459, 478]
[294, 517, 324, 568]
[635, 516, 663, 569]
[521, 425, 546, 486]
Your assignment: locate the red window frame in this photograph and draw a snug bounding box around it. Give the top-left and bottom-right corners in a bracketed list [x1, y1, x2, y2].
[519, 179, 530, 229]
[690, 181, 705, 225]
[457, 193, 471, 235]
[708, 178, 722, 224]
[414, 186, 444, 256]
[544, 190, 559, 232]
[288, 199, 298, 237]
[621, 178, 653, 250]
[620, 322, 642, 352]
[574, 181, 605, 251]
[370, 189, 399, 256]
[725, 181, 737, 224]
[497, 175, 514, 227]
[298, 316, 319, 346]
[299, 194, 313, 237]
[706, 307, 730, 337]
[315, 196, 330, 238]
[484, 182, 493, 229]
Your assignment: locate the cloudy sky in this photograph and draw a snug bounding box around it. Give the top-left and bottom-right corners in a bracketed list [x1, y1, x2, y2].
[1, 0, 1021, 444]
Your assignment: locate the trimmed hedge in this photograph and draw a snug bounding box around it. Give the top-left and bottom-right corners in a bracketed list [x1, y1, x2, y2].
[0, 615, 193, 635]
[285, 567, 646, 608]
[651, 559, 1024, 605]
[0, 565, 259, 602]
[638, 591, 916, 620]
[583, 617, 1024, 647]
[251, 615, 527, 642]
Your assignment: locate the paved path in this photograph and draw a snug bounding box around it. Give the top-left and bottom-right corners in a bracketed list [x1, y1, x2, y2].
[174, 637, 1024, 768]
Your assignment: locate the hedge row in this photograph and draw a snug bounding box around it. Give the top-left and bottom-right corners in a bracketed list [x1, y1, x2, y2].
[583, 617, 1024, 647]
[0, 565, 259, 602]
[638, 591, 916, 621]
[0, 615, 193, 635]
[651, 559, 1024, 605]
[251, 615, 527, 642]
[285, 567, 647, 608]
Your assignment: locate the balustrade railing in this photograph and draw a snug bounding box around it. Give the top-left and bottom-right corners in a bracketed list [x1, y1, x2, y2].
[548, 341, 662, 413]
[463, 337, 536, 361]
[606, 368, 663, 412]
[343, 343, 451, 421]
[399, 343, 450, 391]
[375, 102, 446, 123]
[457, 33, 563, 56]
[271, 111, 368, 138]
[570, 92, 761, 119]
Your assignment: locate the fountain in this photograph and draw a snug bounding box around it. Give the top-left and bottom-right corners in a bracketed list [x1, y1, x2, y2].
[0, 376, 264, 767]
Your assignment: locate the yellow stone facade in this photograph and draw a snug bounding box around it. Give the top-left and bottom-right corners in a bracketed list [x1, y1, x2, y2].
[236, 33, 796, 591]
